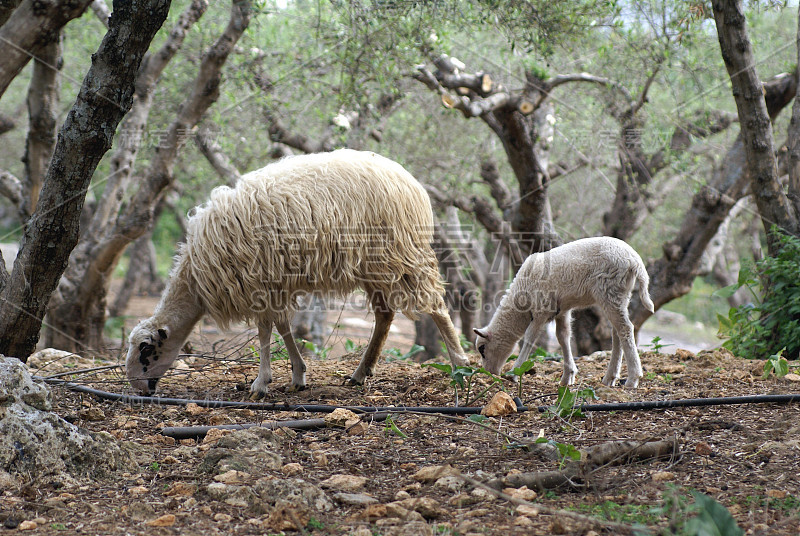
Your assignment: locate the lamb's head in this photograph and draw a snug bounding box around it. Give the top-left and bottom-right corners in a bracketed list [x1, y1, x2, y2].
[473, 327, 515, 376]
[125, 320, 181, 395]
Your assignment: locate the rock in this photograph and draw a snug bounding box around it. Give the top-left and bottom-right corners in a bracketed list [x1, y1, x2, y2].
[516, 504, 539, 516]
[347, 420, 369, 435]
[481, 391, 517, 417]
[128, 486, 149, 496]
[214, 470, 250, 484]
[695, 442, 713, 456]
[214, 513, 232, 523]
[333, 492, 378, 506]
[504, 486, 537, 501]
[351, 528, 373, 536]
[26, 348, 77, 369]
[448, 493, 483, 507]
[390, 497, 443, 519]
[164, 482, 196, 497]
[324, 408, 361, 428]
[652, 471, 675, 482]
[186, 403, 209, 416]
[320, 474, 367, 492]
[199, 428, 282, 476]
[767, 489, 787, 499]
[266, 502, 310, 531]
[783, 373, 800, 382]
[281, 463, 303, 476]
[513, 515, 534, 527]
[203, 428, 232, 444]
[433, 475, 465, 493]
[18, 520, 37, 531]
[207, 482, 236, 501]
[0, 357, 141, 482]
[78, 407, 106, 421]
[146, 514, 176, 527]
[253, 477, 333, 513]
[412, 464, 460, 483]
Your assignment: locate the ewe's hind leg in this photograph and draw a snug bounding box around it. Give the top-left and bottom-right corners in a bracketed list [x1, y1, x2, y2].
[601, 329, 623, 387]
[251, 320, 274, 398]
[600, 303, 642, 388]
[556, 311, 578, 386]
[275, 319, 307, 391]
[351, 293, 395, 385]
[430, 308, 470, 368]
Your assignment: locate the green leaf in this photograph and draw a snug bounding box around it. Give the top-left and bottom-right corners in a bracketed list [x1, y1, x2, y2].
[712, 284, 739, 299]
[467, 414, 488, 423]
[685, 492, 744, 536]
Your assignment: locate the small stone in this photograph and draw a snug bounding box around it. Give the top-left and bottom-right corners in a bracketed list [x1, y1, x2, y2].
[652, 471, 676, 482]
[334, 492, 378, 506]
[31, 518, 46, 525]
[390, 497, 443, 519]
[784, 373, 800, 382]
[412, 464, 460, 483]
[324, 408, 361, 427]
[516, 504, 539, 517]
[505, 486, 537, 501]
[186, 402, 209, 415]
[351, 528, 373, 536]
[550, 518, 568, 534]
[481, 391, 517, 417]
[214, 470, 250, 485]
[78, 407, 106, 421]
[695, 442, 713, 456]
[214, 513, 233, 523]
[164, 482, 197, 497]
[128, 486, 149, 496]
[146, 514, 176, 527]
[207, 482, 235, 500]
[395, 490, 411, 500]
[513, 515, 534, 526]
[266, 503, 310, 531]
[281, 463, 304, 476]
[18, 520, 37, 531]
[162, 455, 180, 464]
[346, 420, 369, 435]
[203, 428, 232, 444]
[321, 474, 368, 492]
[433, 475, 464, 492]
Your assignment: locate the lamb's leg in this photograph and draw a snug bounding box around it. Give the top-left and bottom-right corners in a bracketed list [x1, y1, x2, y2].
[431, 309, 470, 368]
[556, 311, 577, 386]
[351, 293, 395, 385]
[511, 322, 539, 372]
[275, 318, 308, 391]
[601, 303, 642, 388]
[251, 319, 274, 398]
[601, 328, 623, 387]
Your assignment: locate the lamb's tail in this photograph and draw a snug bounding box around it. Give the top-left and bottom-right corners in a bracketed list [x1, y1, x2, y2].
[635, 261, 655, 313]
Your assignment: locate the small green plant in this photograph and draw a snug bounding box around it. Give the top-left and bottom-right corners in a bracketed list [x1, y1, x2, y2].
[383, 414, 407, 438]
[385, 344, 425, 362]
[573, 500, 659, 525]
[302, 340, 331, 359]
[643, 335, 673, 353]
[149, 461, 160, 472]
[50, 523, 67, 530]
[547, 385, 598, 420]
[266, 333, 288, 361]
[344, 338, 360, 353]
[716, 229, 800, 360]
[423, 362, 502, 406]
[762, 348, 790, 379]
[508, 357, 536, 399]
[535, 436, 581, 465]
[657, 487, 743, 536]
[306, 517, 325, 530]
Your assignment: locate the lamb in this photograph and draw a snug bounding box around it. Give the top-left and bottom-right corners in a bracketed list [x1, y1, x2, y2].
[125, 149, 470, 397]
[473, 237, 654, 388]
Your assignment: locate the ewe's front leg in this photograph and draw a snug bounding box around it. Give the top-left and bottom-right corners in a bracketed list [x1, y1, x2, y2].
[351, 306, 394, 385]
[276, 319, 307, 391]
[508, 322, 539, 382]
[251, 320, 274, 399]
[430, 309, 470, 368]
[556, 312, 577, 386]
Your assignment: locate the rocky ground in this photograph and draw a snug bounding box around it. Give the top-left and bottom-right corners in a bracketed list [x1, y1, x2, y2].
[2, 332, 800, 536]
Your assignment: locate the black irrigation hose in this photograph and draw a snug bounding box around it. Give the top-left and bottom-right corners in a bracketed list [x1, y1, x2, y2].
[43, 377, 800, 433]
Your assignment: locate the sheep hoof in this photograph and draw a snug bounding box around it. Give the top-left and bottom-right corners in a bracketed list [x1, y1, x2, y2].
[249, 389, 269, 400]
[288, 383, 307, 392]
[347, 375, 365, 386]
[452, 355, 470, 367]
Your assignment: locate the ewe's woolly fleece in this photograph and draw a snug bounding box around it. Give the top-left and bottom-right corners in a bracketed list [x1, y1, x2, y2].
[178, 149, 444, 327]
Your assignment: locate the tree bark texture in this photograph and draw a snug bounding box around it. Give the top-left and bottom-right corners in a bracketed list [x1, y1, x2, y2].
[713, 0, 799, 250]
[0, 0, 92, 100]
[46, 0, 250, 351]
[0, 0, 171, 360]
[21, 35, 62, 220]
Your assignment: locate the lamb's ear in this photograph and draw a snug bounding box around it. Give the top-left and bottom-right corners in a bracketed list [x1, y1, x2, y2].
[473, 328, 491, 341]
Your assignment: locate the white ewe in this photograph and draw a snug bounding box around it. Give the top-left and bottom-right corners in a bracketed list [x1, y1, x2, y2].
[126, 150, 469, 396]
[474, 237, 654, 388]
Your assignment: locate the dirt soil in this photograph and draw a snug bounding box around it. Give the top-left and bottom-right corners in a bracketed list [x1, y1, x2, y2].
[5, 314, 800, 535]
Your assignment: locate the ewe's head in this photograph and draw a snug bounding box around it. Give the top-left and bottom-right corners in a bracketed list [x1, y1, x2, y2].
[473, 328, 515, 376]
[125, 320, 182, 395]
